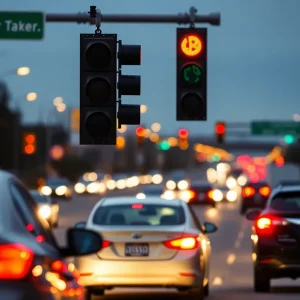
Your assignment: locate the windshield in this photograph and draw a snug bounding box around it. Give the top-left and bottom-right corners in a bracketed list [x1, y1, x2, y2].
[30, 192, 50, 204]
[46, 178, 69, 185]
[92, 204, 185, 226]
[270, 192, 300, 211]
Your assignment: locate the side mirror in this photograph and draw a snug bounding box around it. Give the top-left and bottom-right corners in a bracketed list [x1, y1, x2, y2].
[74, 221, 86, 228]
[245, 209, 261, 221]
[202, 222, 218, 234]
[64, 228, 102, 256]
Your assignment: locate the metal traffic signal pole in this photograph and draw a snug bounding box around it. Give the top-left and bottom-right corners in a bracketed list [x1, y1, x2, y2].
[45, 7, 221, 26]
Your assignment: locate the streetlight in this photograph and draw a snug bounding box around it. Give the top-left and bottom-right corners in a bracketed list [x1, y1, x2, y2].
[151, 123, 161, 132]
[26, 92, 37, 102]
[117, 125, 127, 133]
[16, 67, 30, 76]
[140, 105, 147, 114]
[293, 114, 300, 122]
[56, 103, 66, 113]
[53, 97, 63, 106]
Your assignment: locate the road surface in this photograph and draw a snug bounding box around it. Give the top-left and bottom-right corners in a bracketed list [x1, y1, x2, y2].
[54, 186, 300, 299]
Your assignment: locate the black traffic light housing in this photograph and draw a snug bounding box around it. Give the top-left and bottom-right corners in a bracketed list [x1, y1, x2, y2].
[80, 33, 117, 145]
[215, 121, 226, 144]
[117, 41, 141, 128]
[176, 28, 207, 121]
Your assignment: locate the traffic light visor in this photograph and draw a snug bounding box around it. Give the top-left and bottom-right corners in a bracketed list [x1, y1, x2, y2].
[179, 129, 189, 138]
[136, 127, 144, 136]
[216, 124, 225, 134]
[180, 34, 203, 57]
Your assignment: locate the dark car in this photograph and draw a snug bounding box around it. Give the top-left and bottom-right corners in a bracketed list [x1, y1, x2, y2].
[141, 186, 164, 196]
[41, 177, 73, 199]
[30, 190, 59, 228]
[246, 184, 300, 292]
[186, 182, 216, 207]
[240, 181, 271, 214]
[0, 170, 103, 299]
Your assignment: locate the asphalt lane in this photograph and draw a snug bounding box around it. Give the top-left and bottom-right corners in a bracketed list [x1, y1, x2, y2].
[54, 188, 300, 299]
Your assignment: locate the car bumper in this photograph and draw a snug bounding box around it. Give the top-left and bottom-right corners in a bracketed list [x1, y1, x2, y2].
[75, 254, 202, 288]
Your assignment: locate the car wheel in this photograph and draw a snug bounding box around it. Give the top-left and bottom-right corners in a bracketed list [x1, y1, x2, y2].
[85, 289, 92, 300]
[240, 205, 247, 215]
[254, 269, 270, 292]
[94, 289, 104, 296]
[188, 286, 204, 300]
[204, 282, 209, 296]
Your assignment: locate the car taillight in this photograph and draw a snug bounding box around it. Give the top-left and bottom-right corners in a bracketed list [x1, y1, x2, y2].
[51, 260, 69, 273]
[0, 243, 34, 279]
[255, 215, 284, 235]
[259, 186, 271, 197]
[207, 190, 214, 199]
[163, 234, 199, 250]
[102, 240, 111, 248]
[242, 187, 255, 197]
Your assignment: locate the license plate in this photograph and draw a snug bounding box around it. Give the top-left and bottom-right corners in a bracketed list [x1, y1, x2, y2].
[125, 244, 149, 256]
[198, 193, 205, 200]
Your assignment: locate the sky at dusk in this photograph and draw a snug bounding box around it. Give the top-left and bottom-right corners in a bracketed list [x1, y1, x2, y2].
[1, 0, 299, 142]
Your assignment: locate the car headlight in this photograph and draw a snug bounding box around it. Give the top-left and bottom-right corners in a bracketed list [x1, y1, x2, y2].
[166, 180, 176, 190]
[74, 183, 85, 194]
[177, 180, 189, 191]
[226, 190, 237, 202]
[41, 186, 52, 196]
[55, 185, 67, 196]
[38, 205, 51, 219]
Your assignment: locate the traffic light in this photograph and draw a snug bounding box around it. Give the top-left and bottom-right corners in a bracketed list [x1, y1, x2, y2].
[80, 33, 117, 145]
[178, 128, 189, 150]
[215, 121, 226, 144]
[176, 28, 207, 121]
[284, 135, 295, 144]
[117, 41, 142, 127]
[116, 136, 126, 150]
[23, 133, 36, 155]
[136, 126, 145, 145]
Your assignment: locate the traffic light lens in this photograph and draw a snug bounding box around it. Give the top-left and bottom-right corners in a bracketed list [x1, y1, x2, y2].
[182, 64, 202, 85]
[181, 93, 204, 117]
[136, 127, 144, 136]
[180, 34, 202, 57]
[179, 129, 188, 138]
[85, 112, 112, 138]
[86, 78, 111, 103]
[86, 43, 111, 69]
[25, 134, 35, 143]
[25, 144, 35, 154]
[216, 124, 225, 134]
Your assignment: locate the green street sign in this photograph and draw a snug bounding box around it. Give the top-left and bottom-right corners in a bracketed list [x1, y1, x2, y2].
[0, 11, 45, 40]
[251, 121, 300, 136]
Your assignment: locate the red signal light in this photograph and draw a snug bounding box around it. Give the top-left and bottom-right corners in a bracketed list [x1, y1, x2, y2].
[216, 124, 225, 134]
[275, 156, 284, 167]
[180, 34, 203, 57]
[178, 129, 189, 139]
[136, 127, 144, 137]
[25, 134, 35, 144]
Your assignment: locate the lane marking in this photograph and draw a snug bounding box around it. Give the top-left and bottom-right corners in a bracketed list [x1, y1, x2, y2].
[226, 253, 236, 265]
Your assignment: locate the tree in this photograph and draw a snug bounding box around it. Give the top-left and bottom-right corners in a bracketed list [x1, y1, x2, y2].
[50, 153, 94, 182]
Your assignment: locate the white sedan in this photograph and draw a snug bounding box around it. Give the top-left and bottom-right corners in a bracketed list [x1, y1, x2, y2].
[73, 196, 218, 299]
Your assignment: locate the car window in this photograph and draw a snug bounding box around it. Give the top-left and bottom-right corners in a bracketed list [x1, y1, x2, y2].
[187, 206, 202, 230]
[270, 192, 300, 211]
[92, 204, 185, 226]
[10, 182, 58, 246]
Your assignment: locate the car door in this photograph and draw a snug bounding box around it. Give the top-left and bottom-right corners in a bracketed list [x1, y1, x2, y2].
[187, 206, 212, 268]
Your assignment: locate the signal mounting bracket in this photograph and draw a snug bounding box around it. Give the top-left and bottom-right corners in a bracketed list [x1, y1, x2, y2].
[189, 6, 197, 28]
[89, 5, 102, 34]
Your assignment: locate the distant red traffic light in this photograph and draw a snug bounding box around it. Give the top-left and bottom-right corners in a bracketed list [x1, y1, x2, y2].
[216, 124, 225, 134]
[178, 128, 189, 139]
[136, 127, 144, 137]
